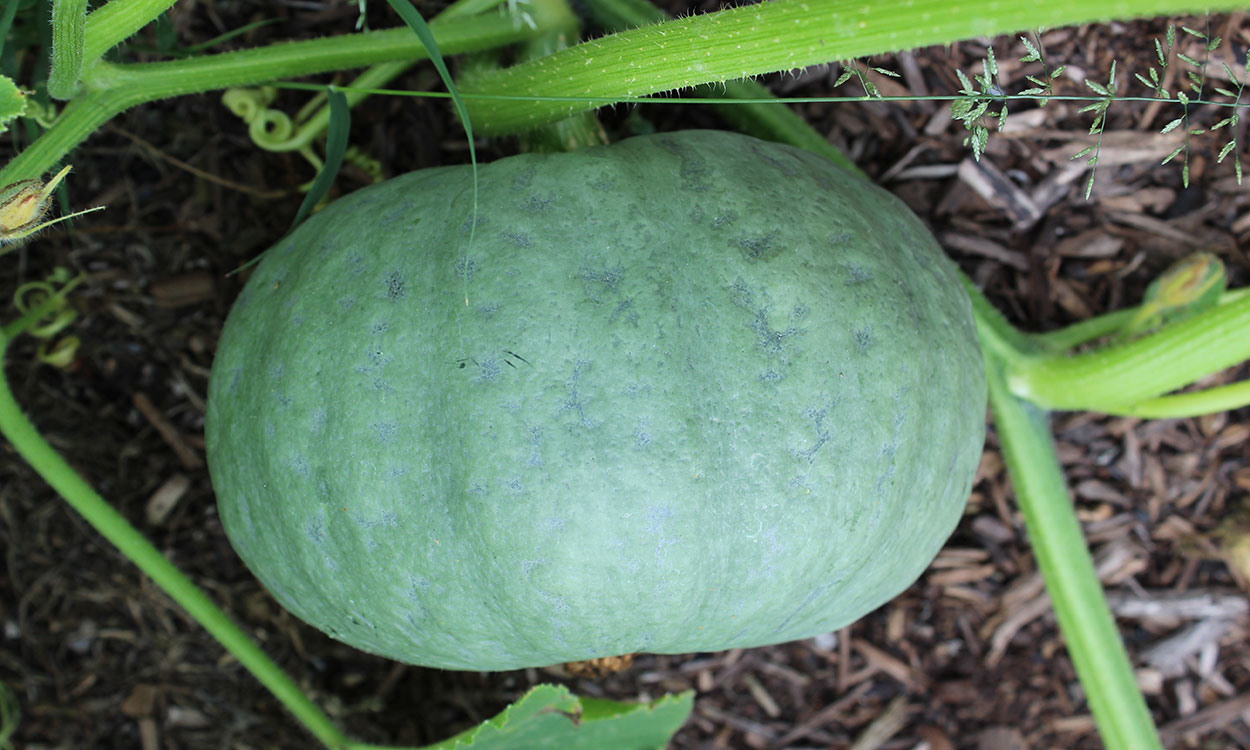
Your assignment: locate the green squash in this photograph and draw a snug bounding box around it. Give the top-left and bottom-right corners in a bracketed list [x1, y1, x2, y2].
[205, 130, 986, 671]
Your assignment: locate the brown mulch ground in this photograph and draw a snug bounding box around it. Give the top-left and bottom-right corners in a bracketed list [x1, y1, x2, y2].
[2, 3, 1249, 749]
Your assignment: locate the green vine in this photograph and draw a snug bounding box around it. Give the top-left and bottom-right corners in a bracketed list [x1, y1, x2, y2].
[10, 268, 84, 368]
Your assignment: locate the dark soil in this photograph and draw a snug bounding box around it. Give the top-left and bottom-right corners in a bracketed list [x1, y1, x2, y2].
[2, 3, 1248, 749]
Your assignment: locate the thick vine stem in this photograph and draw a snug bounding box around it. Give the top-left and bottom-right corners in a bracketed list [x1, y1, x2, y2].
[0, 12, 547, 187]
[1007, 289, 1250, 412]
[81, 0, 179, 66]
[1101, 380, 1250, 418]
[582, 0, 863, 175]
[458, 0, 1249, 134]
[48, 0, 89, 99]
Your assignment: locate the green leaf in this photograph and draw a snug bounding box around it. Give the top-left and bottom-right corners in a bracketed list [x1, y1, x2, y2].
[1085, 79, 1109, 96]
[833, 70, 853, 87]
[1217, 139, 1236, 162]
[0, 75, 26, 136]
[871, 66, 900, 78]
[1050, 65, 1066, 79]
[1214, 86, 1235, 98]
[1134, 72, 1153, 88]
[1166, 24, 1176, 48]
[1117, 252, 1227, 340]
[1162, 144, 1185, 164]
[1159, 117, 1184, 134]
[426, 684, 694, 750]
[955, 68, 973, 93]
[1019, 36, 1040, 63]
[970, 126, 988, 160]
[1070, 145, 1095, 160]
[1177, 53, 1200, 68]
[1154, 37, 1166, 66]
[1180, 25, 1204, 40]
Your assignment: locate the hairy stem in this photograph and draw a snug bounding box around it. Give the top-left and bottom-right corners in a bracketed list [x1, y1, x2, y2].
[460, 0, 1247, 134]
[81, 0, 179, 66]
[0, 12, 544, 185]
[1103, 380, 1250, 418]
[1007, 290, 1250, 411]
[48, 0, 88, 99]
[582, 0, 862, 174]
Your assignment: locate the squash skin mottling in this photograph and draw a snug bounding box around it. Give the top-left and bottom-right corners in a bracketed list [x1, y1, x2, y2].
[205, 130, 986, 671]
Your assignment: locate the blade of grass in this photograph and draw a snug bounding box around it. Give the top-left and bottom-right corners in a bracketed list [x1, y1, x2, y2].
[0, 0, 22, 60]
[0, 679, 16, 750]
[289, 86, 349, 231]
[384, 0, 478, 305]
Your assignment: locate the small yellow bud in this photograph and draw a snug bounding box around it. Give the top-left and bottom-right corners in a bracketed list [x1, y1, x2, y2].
[0, 165, 104, 247]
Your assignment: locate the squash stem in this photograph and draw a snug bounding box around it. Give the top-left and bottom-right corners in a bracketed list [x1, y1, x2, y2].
[0, 9, 549, 186]
[580, 0, 862, 175]
[1098, 379, 1250, 418]
[1006, 288, 1250, 412]
[0, 329, 353, 750]
[983, 347, 1163, 750]
[458, 0, 1248, 134]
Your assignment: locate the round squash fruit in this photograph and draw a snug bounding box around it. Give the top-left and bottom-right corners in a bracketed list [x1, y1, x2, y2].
[205, 130, 986, 672]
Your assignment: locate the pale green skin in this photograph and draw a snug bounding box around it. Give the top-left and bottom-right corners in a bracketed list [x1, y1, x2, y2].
[206, 130, 986, 671]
